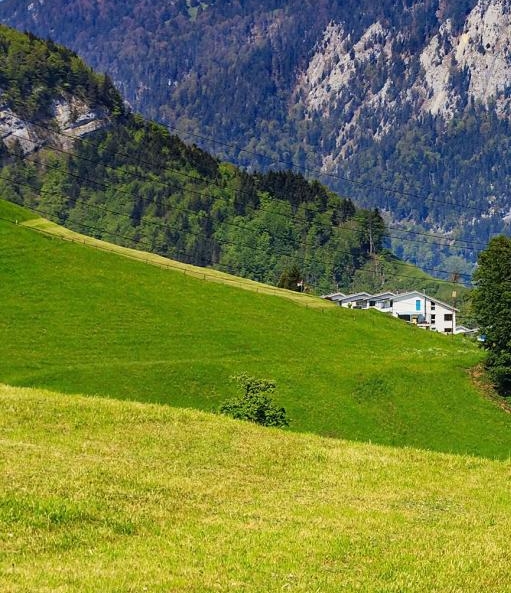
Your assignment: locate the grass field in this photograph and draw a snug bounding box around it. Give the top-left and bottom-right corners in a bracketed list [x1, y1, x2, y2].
[1, 199, 511, 457]
[1, 383, 511, 593]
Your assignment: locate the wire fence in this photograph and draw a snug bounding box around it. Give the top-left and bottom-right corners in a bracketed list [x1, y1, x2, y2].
[12, 216, 332, 311]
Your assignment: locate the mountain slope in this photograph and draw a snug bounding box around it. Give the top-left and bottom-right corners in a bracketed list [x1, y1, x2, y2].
[3, 199, 511, 457]
[0, 24, 123, 156]
[0, 25, 402, 294]
[2, 382, 511, 592]
[1, 0, 510, 271]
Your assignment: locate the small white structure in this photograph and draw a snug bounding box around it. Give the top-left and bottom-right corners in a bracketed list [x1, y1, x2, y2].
[323, 292, 346, 304]
[338, 292, 372, 309]
[323, 289, 458, 334]
[455, 325, 478, 336]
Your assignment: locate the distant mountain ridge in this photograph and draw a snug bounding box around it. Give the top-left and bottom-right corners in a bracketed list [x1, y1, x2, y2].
[1, 0, 509, 272]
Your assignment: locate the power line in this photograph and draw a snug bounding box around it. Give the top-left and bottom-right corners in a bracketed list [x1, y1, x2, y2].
[8, 141, 475, 281]
[17, 117, 491, 249]
[1, 201, 466, 293]
[10, 122, 486, 257]
[0, 211, 290, 295]
[163, 122, 494, 216]
[0, 171, 472, 287]
[0, 64, 499, 221]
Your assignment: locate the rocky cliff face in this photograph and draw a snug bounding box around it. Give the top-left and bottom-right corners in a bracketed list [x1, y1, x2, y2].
[297, 0, 511, 169]
[0, 96, 109, 155]
[420, 0, 511, 117]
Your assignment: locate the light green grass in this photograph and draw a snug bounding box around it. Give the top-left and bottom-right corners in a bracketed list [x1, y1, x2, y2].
[1, 383, 511, 593]
[1, 199, 510, 457]
[0, 199, 38, 223]
[22, 215, 329, 308]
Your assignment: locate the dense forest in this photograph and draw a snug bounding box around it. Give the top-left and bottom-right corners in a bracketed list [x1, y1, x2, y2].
[1, 0, 508, 273]
[0, 26, 392, 295]
[2, 116, 388, 294]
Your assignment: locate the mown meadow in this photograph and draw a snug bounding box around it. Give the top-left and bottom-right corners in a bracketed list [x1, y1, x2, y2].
[1, 199, 510, 457]
[1, 383, 510, 593]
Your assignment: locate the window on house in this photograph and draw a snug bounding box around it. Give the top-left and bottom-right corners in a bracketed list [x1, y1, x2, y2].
[369, 300, 376, 307]
[415, 299, 421, 311]
[431, 302, 436, 311]
[444, 314, 453, 321]
[445, 328, 453, 333]
[431, 314, 436, 325]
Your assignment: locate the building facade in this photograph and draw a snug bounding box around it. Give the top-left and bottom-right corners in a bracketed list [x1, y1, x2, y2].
[324, 290, 457, 334]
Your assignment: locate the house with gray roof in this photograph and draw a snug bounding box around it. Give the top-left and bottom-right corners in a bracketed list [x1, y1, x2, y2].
[322, 290, 458, 334]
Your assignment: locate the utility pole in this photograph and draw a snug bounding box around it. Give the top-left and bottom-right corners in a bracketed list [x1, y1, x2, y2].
[451, 271, 460, 335]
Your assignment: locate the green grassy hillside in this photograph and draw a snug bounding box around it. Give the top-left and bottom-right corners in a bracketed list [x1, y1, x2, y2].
[1, 383, 511, 592]
[1, 199, 510, 457]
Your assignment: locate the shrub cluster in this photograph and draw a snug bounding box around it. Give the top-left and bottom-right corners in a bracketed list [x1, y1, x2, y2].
[219, 373, 289, 428]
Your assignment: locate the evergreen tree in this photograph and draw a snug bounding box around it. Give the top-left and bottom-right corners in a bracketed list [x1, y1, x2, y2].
[472, 236, 511, 395]
[278, 264, 303, 291]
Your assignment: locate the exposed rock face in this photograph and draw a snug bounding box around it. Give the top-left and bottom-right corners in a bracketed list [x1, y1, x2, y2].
[299, 22, 393, 115]
[293, 0, 511, 180]
[0, 95, 109, 155]
[297, 21, 397, 157]
[420, 0, 511, 117]
[0, 108, 34, 154]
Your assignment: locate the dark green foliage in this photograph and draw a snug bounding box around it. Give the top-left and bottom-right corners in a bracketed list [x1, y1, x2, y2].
[219, 374, 289, 428]
[485, 351, 511, 396]
[353, 209, 387, 255]
[278, 264, 303, 291]
[472, 236, 511, 395]
[0, 24, 124, 119]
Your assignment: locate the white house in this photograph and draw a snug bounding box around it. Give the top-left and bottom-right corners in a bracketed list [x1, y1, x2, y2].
[386, 291, 457, 333]
[322, 289, 458, 334]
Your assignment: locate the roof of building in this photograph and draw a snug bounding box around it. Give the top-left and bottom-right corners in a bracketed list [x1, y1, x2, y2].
[339, 292, 372, 302]
[322, 292, 347, 301]
[391, 291, 459, 312]
[367, 291, 396, 300]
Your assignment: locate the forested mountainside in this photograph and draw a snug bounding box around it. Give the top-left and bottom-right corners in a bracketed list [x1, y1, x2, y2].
[0, 26, 396, 295]
[1, 0, 510, 273]
[0, 25, 123, 154]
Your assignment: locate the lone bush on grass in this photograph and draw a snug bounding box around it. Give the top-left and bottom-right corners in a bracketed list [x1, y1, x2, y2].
[219, 373, 289, 428]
